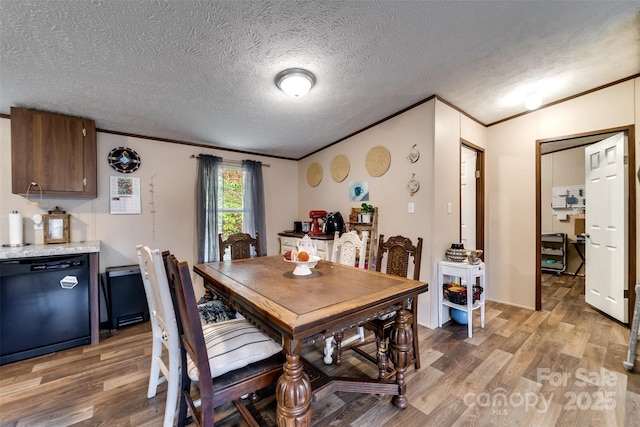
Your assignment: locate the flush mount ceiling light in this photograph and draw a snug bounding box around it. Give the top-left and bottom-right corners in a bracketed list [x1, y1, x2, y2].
[524, 93, 543, 110]
[275, 68, 315, 98]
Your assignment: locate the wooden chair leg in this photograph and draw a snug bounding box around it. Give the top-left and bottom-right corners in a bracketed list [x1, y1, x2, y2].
[377, 336, 389, 379]
[412, 313, 420, 370]
[334, 331, 344, 365]
[177, 351, 190, 427]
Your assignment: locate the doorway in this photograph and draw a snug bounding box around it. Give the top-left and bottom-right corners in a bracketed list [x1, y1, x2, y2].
[535, 126, 636, 322]
[461, 140, 485, 253]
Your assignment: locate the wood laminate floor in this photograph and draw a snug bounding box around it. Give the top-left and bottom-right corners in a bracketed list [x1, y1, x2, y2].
[2, 273, 640, 426]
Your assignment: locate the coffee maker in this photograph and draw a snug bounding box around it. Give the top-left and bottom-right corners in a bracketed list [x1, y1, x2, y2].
[324, 211, 345, 236]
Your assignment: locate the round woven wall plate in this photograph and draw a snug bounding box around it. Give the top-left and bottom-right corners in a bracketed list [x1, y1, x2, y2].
[330, 155, 350, 182]
[365, 146, 391, 177]
[306, 162, 323, 187]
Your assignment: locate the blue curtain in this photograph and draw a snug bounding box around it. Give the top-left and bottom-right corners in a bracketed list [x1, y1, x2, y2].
[196, 155, 222, 262]
[242, 160, 267, 256]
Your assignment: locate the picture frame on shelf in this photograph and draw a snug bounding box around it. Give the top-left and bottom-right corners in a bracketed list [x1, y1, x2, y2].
[43, 213, 70, 244]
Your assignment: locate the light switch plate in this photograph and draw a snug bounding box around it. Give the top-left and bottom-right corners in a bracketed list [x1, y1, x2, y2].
[408, 202, 415, 214]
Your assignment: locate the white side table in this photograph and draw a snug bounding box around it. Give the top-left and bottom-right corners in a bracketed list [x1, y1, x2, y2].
[438, 260, 485, 337]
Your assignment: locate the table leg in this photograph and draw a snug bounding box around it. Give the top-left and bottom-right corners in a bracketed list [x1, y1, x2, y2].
[276, 339, 312, 426]
[572, 242, 586, 277]
[388, 308, 412, 409]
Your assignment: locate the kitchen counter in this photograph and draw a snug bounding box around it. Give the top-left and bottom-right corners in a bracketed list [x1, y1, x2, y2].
[0, 241, 101, 346]
[0, 241, 101, 260]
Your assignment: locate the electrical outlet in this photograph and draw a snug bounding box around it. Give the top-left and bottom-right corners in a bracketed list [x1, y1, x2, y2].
[408, 202, 415, 214]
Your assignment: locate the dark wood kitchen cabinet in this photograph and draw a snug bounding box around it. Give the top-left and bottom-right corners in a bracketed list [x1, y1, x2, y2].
[11, 106, 97, 198]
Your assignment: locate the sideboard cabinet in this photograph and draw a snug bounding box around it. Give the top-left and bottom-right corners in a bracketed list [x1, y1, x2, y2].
[11, 107, 97, 198]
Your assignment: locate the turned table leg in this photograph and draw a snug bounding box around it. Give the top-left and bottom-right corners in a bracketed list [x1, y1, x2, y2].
[276, 339, 312, 426]
[388, 308, 413, 409]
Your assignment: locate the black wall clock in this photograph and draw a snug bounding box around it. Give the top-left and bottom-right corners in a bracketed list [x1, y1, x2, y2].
[108, 147, 141, 173]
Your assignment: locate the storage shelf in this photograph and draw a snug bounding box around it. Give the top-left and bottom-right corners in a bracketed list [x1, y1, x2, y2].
[438, 260, 485, 338]
[541, 232, 566, 274]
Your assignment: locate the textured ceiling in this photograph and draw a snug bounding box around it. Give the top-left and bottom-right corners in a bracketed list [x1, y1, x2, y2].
[1, 1, 639, 160]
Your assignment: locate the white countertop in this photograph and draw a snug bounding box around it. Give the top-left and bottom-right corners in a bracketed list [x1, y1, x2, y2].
[0, 241, 101, 260]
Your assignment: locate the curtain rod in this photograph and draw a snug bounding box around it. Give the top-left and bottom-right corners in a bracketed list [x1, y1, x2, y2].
[189, 154, 270, 167]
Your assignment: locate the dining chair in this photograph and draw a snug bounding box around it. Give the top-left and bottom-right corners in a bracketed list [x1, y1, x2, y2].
[323, 230, 368, 365]
[136, 245, 181, 427]
[165, 254, 284, 427]
[218, 232, 261, 261]
[352, 234, 423, 379]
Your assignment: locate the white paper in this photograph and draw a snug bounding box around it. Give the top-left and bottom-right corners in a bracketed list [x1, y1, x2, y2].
[110, 176, 141, 214]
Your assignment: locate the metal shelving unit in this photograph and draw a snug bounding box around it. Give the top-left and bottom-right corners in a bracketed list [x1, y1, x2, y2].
[541, 232, 567, 274]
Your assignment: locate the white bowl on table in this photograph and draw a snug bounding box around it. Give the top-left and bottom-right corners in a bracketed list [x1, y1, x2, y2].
[284, 255, 321, 276]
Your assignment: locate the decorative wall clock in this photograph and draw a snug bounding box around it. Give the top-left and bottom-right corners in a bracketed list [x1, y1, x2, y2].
[108, 147, 141, 173]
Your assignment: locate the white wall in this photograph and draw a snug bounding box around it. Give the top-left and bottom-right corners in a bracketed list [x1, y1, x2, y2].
[297, 99, 488, 328]
[298, 100, 438, 326]
[487, 78, 638, 309]
[0, 119, 299, 296]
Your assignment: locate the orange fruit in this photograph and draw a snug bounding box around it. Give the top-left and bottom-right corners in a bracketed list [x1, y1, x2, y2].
[297, 251, 309, 261]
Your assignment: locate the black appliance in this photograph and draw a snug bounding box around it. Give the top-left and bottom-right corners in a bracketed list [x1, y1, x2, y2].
[105, 265, 149, 329]
[324, 211, 345, 236]
[0, 254, 91, 365]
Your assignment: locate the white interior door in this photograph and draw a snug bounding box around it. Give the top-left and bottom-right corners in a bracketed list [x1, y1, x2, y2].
[461, 146, 477, 249]
[585, 132, 628, 322]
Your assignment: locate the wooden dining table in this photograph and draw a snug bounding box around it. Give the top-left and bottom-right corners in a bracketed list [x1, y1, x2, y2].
[194, 255, 428, 426]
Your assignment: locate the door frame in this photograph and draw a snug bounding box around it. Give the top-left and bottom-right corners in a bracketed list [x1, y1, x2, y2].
[535, 125, 636, 317]
[461, 139, 485, 254]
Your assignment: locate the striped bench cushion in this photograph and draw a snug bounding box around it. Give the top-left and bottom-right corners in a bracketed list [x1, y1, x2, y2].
[187, 318, 282, 380]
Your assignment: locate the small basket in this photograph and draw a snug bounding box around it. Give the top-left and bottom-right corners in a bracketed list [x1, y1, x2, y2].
[443, 283, 483, 304]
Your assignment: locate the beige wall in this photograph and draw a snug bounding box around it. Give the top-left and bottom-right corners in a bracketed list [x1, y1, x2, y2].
[0, 119, 299, 296]
[487, 78, 638, 309]
[298, 99, 488, 328]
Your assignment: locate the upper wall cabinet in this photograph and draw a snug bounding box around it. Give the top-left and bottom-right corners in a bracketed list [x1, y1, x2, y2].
[11, 107, 97, 198]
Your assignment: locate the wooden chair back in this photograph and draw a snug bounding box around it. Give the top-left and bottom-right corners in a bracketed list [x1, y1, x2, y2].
[375, 235, 423, 280]
[165, 255, 217, 426]
[218, 232, 261, 260]
[165, 254, 283, 427]
[353, 235, 424, 378]
[331, 230, 368, 268]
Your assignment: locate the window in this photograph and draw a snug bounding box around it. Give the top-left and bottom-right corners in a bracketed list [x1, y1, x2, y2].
[219, 167, 244, 239]
[196, 155, 265, 263]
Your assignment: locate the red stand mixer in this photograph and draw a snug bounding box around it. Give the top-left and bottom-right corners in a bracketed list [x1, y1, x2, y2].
[308, 210, 327, 236]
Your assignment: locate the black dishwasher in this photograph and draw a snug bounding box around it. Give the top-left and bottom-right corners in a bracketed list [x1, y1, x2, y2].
[0, 254, 91, 365]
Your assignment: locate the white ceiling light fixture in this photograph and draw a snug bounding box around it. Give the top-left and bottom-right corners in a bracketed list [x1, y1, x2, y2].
[524, 93, 544, 110]
[275, 68, 316, 98]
